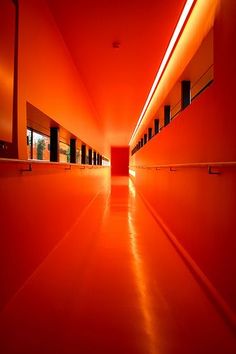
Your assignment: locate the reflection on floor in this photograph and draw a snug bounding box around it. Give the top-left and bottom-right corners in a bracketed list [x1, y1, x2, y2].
[0, 177, 235, 354]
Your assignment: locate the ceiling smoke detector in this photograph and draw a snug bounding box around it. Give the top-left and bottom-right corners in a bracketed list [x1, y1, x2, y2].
[112, 41, 121, 49]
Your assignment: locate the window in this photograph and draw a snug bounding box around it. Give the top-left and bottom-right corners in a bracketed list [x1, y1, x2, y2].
[27, 128, 32, 159]
[26, 104, 100, 165]
[102, 157, 110, 166]
[76, 148, 81, 164]
[27, 128, 50, 161]
[59, 141, 70, 163]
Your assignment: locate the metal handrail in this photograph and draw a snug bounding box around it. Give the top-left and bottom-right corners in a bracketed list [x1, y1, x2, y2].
[191, 64, 214, 90]
[0, 158, 108, 172]
[129, 162, 236, 175]
[130, 161, 236, 168]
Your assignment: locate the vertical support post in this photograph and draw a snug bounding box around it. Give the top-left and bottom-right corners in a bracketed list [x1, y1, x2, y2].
[81, 144, 86, 164]
[140, 138, 143, 147]
[144, 134, 147, 144]
[100, 155, 102, 165]
[88, 148, 92, 165]
[148, 127, 152, 140]
[50, 127, 59, 162]
[154, 119, 159, 134]
[181, 80, 191, 109]
[97, 153, 100, 165]
[70, 138, 76, 163]
[164, 105, 171, 126]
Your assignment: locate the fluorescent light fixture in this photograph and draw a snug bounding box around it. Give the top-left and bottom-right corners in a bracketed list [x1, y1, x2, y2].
[129, 0, 195, 145]
[129, 169, 136, 177]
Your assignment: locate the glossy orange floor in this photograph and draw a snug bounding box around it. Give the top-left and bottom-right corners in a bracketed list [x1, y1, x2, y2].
[0, 177, 235, 354]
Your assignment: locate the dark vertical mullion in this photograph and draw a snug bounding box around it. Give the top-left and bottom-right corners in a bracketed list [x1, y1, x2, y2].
[164, 105, 171, 126]
[181, 80, 191, 109]
[148, 127, 152, 140]
[154, 119, 159, 134]
[81, 144, 86, 164]
[70, 138, 76, 163]
[50, 127, 59, 162]
[30, 128, 33, 159]
[88, 148, 92, 165]
[144, 134, 147, 144]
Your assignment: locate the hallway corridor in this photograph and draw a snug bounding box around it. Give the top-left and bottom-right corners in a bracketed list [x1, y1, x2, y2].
[0, 177, 235, 354]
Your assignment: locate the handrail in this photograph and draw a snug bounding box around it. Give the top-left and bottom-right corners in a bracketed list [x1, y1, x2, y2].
[0, 158, 109, 172]
[130, 161, 236, 169]
[191, 64, 214, 91]
[130, 162, 236, 175]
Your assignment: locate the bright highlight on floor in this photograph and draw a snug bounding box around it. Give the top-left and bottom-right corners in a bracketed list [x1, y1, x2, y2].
[0, 177, 235, 354]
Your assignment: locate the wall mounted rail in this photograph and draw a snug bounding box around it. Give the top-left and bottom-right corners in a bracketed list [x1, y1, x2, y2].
[130, 160, 236, 332]
[0, 158, 109, 173]
[130, 161, 236, 175]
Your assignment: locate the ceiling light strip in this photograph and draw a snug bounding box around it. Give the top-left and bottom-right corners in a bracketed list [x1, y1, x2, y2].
[129, 0, 195, 145]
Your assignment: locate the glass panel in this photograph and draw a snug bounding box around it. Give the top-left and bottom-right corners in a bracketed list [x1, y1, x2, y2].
[102, 158, 110, 166]
[59, 141, 70, 163]
[32, 131, 50, 161]
[27, 128, 32, 159]
[76, 148, 81, 164]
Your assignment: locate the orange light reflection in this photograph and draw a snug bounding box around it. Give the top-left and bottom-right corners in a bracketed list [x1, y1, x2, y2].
[130, 0, 219, 146]
[128, 179, 158, 354]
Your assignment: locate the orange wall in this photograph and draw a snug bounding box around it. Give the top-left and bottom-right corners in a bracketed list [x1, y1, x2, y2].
[130, 0, 236, 315]
[0, 0, 15, 143]
[111, 146, 129, 176]
[17, 0, 107, 159]
[0, 161, 109, 309]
